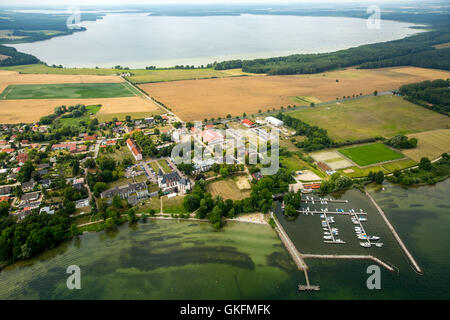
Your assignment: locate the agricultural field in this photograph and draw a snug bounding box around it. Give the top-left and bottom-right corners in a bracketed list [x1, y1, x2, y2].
[0, 82, 138, 100]
[126, 68, 234, 84]
[339, 143, 405, 167]
[287, 95, 450, 142]
[206, 176, 252, 200]
[402, 129, 450, 162]
[0, 64, 241, 83]
[0, 70, 123, 93]
[138, 66, 450, 121]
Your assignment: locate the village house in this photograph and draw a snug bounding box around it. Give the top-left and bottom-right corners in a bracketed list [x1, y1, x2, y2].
[242, 118, 256, 128]
[16, 152, 28, 166]
[126, 138, 142, 161]
[21, 181, 35, 192]
[21, 191, 40, 204]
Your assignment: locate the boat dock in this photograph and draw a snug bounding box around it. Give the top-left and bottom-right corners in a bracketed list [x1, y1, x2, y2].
[302, 254, 395, 272]
[365, 191, 423, 274]
[296, 209, 367, 216]
[302, 196, 349, 204]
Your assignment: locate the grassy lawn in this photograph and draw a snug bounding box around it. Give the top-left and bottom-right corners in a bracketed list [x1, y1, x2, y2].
[149, 161, 160, 173]
[0, 82, 138, 99]
[162, 195, 187, 214]
[338, 165, 389, 178]
[381, 159, 417, 172]
[107, 146, 135, 164]
[59, 104, 101, 126]
[96, 110, 164, 122]
[157, 159, 172, 173]
[339, 143, 404, 166]
[280, 154, 308, 171]
[135, 196, 161, 213]
[286, 95, 450, 142]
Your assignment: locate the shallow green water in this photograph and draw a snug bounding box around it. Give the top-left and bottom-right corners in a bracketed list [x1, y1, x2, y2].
[0, 220, 301, 299]
[0, 180, 448, 299]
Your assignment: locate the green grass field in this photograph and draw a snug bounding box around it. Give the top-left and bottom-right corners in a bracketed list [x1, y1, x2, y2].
[339, 143, 404, 166]
[0, 82, 139, 100]
[286, 96, 450, 142]
[59, 104, 101, 126]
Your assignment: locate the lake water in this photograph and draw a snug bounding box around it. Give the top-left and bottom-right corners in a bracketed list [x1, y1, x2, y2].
[0, 180, 448, 299]
[8, 13, 423, 68]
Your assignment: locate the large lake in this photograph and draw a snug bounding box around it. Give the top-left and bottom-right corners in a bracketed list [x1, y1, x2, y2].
[9, 13, 423, 68]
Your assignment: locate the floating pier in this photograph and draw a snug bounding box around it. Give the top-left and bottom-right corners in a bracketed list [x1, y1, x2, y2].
[296, 209, 367, 216]
[365, 191, 423, 274]
[302, 196, 349, 204]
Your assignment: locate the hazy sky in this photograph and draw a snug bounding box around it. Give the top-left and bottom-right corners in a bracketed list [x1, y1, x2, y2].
[0, 0, 420, 6]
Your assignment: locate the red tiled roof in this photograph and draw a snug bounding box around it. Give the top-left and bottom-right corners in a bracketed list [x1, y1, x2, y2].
[242, 119, 255, 126]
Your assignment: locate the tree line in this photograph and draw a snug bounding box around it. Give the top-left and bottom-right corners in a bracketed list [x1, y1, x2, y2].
[399, 79, 450, 116]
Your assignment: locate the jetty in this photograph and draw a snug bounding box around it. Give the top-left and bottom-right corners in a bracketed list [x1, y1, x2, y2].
[302, 254, 395, 272]
[365, 191, 423, 274]
[270, 212, 320, 291]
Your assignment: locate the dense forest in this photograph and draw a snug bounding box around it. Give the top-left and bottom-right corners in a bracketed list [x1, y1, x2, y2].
[399, 79, 450, 116]
[214, 30, 450, 74]
[0, 44, 39, 66]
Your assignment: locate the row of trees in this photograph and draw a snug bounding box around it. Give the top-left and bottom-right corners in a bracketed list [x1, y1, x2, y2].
[399, 79, 450, 116]
[385, 135, 418, 149]
[276, 113, 333, 151]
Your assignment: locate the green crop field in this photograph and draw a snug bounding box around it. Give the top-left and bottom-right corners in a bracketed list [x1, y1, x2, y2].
[285, 95, 450, 142]
[0, 82, 139, 99]
[339, 143, 405, 166]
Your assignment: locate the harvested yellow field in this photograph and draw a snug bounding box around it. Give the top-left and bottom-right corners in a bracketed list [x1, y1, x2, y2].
[403, 129, 450, 161]
[0, 96, 162, 124]
[0, 70, 124, 93]
[139, 67, 450, 121]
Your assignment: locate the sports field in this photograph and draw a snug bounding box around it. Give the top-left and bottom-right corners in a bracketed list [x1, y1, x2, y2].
[0, 82, 139, 100]
[339, 143, 405, 166]
[138, 66, 450, 121]
[287, 95, 450, 142]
